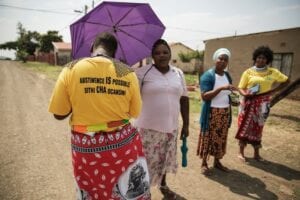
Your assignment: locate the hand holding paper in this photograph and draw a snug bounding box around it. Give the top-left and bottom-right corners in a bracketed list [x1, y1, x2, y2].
[248, 84, 260, 94]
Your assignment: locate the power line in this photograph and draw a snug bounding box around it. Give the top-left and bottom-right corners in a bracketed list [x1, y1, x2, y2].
[0, 4, 76, 15]
[59, 13, 82, 32]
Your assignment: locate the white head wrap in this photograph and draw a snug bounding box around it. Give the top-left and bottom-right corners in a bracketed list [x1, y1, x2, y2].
[213, 48, 231, 61]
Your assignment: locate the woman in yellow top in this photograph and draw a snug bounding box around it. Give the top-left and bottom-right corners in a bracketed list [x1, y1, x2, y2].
[236, 46, 289, 162]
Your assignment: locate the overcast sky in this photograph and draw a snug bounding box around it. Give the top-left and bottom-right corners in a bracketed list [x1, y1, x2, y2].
[1, 0, 300, 58]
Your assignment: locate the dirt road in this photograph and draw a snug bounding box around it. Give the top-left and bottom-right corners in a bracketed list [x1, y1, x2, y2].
[0, 60, 299, 200]
[0, 61, 74, 199]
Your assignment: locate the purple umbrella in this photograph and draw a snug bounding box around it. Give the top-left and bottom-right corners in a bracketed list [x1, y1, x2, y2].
[70, 1, 165, 66]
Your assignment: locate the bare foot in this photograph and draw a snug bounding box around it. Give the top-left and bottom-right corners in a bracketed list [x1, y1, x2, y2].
[201, 165, 212, 176]
[238, 154, 246, 162]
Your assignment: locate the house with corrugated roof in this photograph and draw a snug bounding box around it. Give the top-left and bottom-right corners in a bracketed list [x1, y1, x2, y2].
[52, 42, 72, 66]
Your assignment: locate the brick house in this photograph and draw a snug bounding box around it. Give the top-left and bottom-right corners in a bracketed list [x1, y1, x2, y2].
[203, 27, 300, 99]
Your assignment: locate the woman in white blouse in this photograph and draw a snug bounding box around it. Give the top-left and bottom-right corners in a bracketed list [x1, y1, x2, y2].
[197, 48, 237, 175]
[134, 39, 189, 198]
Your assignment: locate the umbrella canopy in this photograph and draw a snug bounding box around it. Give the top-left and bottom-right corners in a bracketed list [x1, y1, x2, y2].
[70, 1, 165, 66]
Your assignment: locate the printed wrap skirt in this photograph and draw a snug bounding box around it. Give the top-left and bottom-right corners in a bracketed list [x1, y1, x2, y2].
[197, 108, 230, 159]
[235, 94, 271, 147]
[71, 124, 151, 200]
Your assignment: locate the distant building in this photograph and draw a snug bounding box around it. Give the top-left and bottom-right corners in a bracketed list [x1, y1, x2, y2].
[134, 42, 200, 74]
[52, 42, 72, 66]
[204, 27, 300, 99]
[169, 42, 199, 73]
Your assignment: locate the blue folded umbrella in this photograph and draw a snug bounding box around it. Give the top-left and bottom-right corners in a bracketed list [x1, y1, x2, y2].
[181, 137, 188, 167]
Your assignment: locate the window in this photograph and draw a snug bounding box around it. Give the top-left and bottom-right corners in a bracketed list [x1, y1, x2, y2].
[272, 53, 293, 77]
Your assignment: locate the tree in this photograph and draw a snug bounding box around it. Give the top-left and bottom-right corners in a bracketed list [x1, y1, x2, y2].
[16, 23, 41, 57]
[178, 52, 192, 62]
[0, 23, 40, 62]
[0, 41, 19, 50]
[0, 22, 63, 62]
[39, 31, 63, 53]
[178, 50, 204, 63]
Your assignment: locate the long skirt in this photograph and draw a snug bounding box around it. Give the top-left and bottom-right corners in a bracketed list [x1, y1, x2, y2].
[197, 108, 230, 159]
[71, 124, 151, 200]
[235, 94, 271, 148]
[138, 128, 178, 186]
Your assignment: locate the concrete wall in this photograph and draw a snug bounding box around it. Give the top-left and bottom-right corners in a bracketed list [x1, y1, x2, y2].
[204, 27, 300, 99]
[170, 43, 196, 73]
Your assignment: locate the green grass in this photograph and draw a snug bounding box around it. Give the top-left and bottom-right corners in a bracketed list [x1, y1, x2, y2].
[188, 91, 201, 113]
[22, 62, 63, 80]
[185, 74, 199, 86]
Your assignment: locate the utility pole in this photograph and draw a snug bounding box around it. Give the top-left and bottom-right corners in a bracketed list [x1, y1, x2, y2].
[84, 5, 88, 14]
[92, 0, 95, 8]
[74, 5, 88, 14]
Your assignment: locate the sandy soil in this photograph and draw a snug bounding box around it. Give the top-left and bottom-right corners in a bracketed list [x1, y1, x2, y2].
[0, 60, 299, 200]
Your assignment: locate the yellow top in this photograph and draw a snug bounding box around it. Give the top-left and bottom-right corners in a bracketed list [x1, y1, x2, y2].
[48, 56, 142, 131]
[238, 67, 288, 94]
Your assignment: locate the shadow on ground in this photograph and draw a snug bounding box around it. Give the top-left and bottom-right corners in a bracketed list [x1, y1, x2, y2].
[270, 113, 300, 124]
[160, 187, 187, 200]
[206, 169, 278, 200]
[247, 158, 300, 181]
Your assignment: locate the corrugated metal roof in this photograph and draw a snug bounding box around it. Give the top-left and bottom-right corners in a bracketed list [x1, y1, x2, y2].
[52, 42, 72, 50]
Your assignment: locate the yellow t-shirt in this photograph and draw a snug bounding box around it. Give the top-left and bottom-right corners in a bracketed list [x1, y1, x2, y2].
[238, 67, 288, 94]
[48, 56, 142, 129]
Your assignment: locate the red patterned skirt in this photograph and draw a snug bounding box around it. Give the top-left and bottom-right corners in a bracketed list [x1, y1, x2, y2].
[197, 108, 230, 159]
[71, 124, 151, 200]
[235, 94, 271, 147]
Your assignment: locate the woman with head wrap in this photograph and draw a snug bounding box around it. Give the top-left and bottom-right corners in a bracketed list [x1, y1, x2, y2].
[236, 46, 289, 162]
[197, 48, 237, 175]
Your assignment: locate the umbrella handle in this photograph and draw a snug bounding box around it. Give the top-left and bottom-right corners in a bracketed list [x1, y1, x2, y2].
[181, 137, 188, 167]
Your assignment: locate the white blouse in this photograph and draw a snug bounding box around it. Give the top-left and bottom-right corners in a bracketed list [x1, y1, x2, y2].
[211, 73, 231, 108]
[134, 64, 188, 133]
